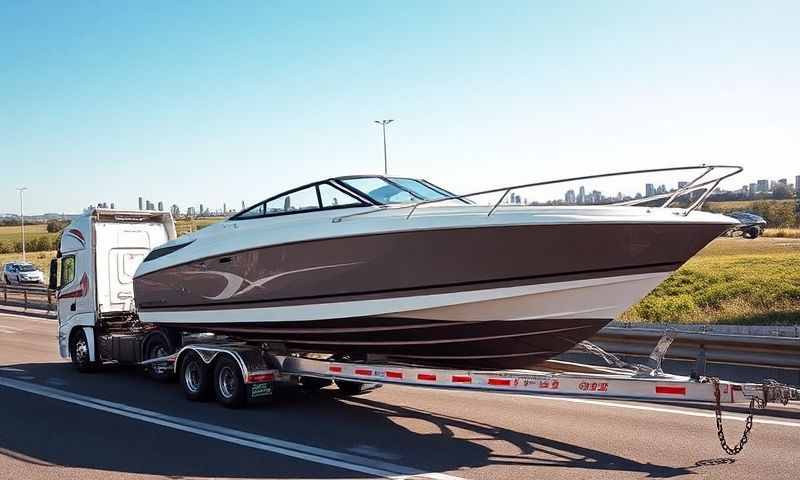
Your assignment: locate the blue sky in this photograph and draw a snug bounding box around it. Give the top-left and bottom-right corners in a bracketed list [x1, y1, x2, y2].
[2, 1, 799, 214]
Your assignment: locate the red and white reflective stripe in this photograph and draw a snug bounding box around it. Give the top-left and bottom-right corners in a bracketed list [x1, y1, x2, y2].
[655, 385, 686, 396]
[329, 366, 342, 373]
[386, 371, 403, 379]
[354, 369, 373, 376]
[417, 373, 436, 382]
[451, 375, 472, 384]
[246, 372, 274, 383]
[488, 378, 512, 387]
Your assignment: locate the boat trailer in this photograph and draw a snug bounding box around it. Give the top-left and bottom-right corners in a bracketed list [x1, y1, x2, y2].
[142, 333, 799, 456]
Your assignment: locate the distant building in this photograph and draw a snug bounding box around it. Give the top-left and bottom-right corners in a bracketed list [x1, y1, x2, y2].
[110, 203, 115, 209]
[223, 203, 227, 213]
[146, 200, 154, 210]
[157, 201, 163, 211]
[565, 189, 576, 204]
[241, 200, 246, 210]
[200, 204, 204, 216]
[757, 179, 769, 192]
[578, 186, 586, 204]
[187, 206, 196, 216]
[749, 183, 757, 197]
[677, 181, 688, 189]
[779, 178, 788, 185]
[645, 183, 655, 197]
[796, 175, 800, 193]
[138, 197, 143, 210]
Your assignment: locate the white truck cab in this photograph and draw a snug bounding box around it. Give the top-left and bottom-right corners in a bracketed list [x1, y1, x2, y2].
[51, 209, 176, 366]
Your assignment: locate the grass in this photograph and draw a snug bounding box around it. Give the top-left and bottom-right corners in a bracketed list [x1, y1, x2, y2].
[175, 217, 222, 236]
[762, 228, 800, 238]
[622, 237, 800, 325]
[0, 224, 58, 245]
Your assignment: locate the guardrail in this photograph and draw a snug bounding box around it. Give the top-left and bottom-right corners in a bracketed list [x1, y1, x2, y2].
[587, 322, 800, 370]
[0, 284, 55, 312]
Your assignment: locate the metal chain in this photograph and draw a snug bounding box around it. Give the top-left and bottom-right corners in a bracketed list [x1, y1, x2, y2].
[710, 377, 764, 455]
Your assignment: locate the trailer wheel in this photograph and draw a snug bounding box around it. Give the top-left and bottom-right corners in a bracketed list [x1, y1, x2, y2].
[69, 329, 97, 372]
[213, 356, 246, 408]
[143, 331, 176, 382]
[179, 351, 211, 401]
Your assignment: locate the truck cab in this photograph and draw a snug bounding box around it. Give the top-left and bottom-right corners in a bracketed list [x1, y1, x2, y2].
[51, 209, 176, 367]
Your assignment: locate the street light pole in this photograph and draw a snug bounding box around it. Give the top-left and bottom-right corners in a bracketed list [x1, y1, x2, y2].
[374, 119, 394, 175]
[17, 187, 28, 261]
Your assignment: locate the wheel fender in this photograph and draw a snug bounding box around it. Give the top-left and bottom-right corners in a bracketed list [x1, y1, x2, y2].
[80, 326, 96, 362]
[59, 313, 97, 359]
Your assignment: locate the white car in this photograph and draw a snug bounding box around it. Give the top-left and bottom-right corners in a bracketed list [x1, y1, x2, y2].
[2, 262, 45, 285]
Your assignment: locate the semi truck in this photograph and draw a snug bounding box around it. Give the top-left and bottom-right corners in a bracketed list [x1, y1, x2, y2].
[46, 207, 796, 457]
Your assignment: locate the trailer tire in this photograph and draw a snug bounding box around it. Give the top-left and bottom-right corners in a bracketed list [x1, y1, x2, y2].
[179, 351, 211, 401]
[69, 329, 97, 372]
[213, 356, 246, 408]
[143, 331, 176, 382]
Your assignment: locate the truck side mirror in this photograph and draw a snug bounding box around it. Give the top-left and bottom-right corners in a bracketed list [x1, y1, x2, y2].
[49, 259, 58, 291]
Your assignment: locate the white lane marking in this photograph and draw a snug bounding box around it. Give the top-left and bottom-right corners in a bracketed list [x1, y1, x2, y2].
[0, 367, 25, 372]
[0, 377, 464, 480]
[524, 394, 800, 428]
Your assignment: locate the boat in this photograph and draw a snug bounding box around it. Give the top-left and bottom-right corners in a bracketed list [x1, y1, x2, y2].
[133, 165, 741, 369]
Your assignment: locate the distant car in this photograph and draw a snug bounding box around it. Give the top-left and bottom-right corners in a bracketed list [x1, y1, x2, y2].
[725, 212, 767, 239]
[2, 262, 45, 285]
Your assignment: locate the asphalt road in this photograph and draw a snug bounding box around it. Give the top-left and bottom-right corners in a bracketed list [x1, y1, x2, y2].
[0, 311, 798, 480]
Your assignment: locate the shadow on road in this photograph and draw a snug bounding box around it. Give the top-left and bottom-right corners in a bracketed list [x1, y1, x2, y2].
[0, 361, 757, 479]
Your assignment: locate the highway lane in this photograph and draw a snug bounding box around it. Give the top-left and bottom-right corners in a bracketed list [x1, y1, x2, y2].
[0, 311, 798, 479]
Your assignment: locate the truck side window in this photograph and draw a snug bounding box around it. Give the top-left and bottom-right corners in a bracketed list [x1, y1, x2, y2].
[61, 256, 76, 287]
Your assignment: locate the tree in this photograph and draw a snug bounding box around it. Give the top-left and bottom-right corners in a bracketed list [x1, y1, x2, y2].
[46, 219, 69, 233]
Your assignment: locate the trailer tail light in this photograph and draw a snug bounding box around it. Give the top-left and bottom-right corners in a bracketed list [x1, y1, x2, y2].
[246, 372, 274, 383]
[451, 375, 472, 383]
[386, 371, 403, 379]
[417, 373, 437, 381]
[354, 369, 373, 376]
[329, 366, 342, 373]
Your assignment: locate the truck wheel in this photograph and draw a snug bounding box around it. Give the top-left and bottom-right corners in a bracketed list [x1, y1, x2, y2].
[213, 356, 246, 408]
[179, 351, 211, 401]
[143, 331, 176, 382]
[69, 329, 97, 372]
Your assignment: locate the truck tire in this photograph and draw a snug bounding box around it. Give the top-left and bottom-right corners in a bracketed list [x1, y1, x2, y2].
[213, 356, 247, 408]
[69, 329, 98, 372]
[143, 331, 176, 382]
[179, 351, 211, 401]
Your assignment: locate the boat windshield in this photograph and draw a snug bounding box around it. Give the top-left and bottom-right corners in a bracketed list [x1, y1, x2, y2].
[339, 177, 455, 204]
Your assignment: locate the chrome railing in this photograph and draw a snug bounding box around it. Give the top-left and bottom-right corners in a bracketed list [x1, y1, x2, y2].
[332, 164, 743, 223]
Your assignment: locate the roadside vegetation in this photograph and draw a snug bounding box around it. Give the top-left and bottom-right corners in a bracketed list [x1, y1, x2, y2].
[705, 199, 798, 228]
[622, 237, 800, 325]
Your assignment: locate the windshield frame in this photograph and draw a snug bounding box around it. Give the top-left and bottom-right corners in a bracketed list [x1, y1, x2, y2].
[334, 175, 470, 206]
[229, 180, 371, 221]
